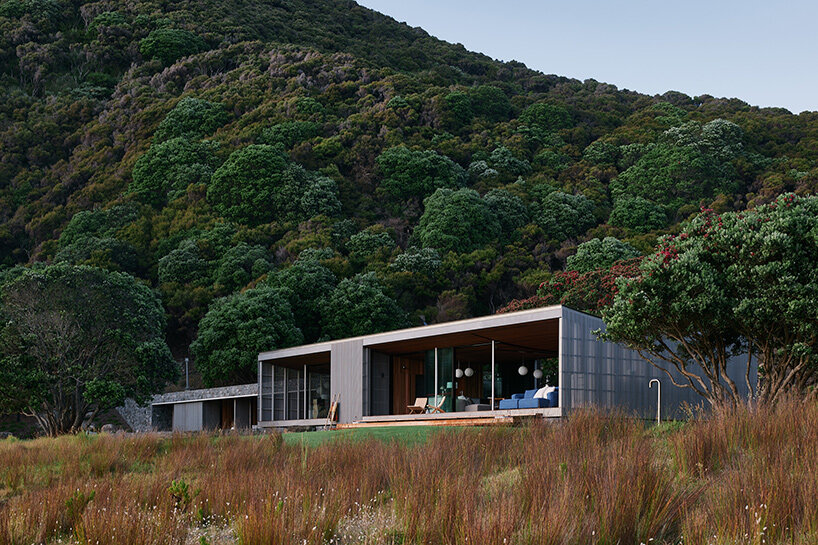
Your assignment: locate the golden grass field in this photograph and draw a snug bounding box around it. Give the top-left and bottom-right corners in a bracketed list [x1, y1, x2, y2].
[1, 402, 817, 544]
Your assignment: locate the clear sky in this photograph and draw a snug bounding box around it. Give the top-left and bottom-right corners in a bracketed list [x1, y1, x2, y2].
[358, 0, 817, 114]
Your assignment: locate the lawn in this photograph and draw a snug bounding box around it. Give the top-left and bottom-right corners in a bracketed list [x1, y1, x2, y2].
[282, 425, 446, 447]
[1, 402, 817, 544]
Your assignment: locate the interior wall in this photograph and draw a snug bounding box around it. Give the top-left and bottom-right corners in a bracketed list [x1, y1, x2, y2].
[221, 399, 234, 429]
[235, 398, 251, 428]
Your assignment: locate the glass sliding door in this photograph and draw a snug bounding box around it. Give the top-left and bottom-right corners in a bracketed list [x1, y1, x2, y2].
[286, 368, 304, 420]
[273, 365, 286, 421]
[423, 348, 454, 412]
[261, 363, 273, 421]
[307, 367, 330, 419]
[260, 363, 329, 422]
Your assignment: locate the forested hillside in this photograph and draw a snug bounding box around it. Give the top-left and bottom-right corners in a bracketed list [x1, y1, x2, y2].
[3, 0, 818, 384]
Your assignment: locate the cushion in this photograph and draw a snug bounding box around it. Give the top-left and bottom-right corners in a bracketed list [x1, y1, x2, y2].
[534, 387, 548, 399]
[511, 393, 525, 400]
[546, 389, 559, 406]
[524, 389, 539, 399]
[498, 399, 519, 410]
[518, 397, 551, 409]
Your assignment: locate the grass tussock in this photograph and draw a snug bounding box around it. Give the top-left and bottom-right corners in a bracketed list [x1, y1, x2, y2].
[0, 401, 817, 544]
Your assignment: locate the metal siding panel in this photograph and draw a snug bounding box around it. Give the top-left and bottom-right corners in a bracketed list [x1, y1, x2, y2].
[189, 402, 203, 431]
[330, 339, 364, 424]
[172, 405, 183, 432]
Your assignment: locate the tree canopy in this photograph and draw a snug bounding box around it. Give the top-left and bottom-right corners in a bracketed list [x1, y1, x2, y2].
[376, 146, 467, 201]
[415, 188, 500, 254]
[130, 137, 221, 206]
[191, 285, 303, 386]
[321, 272, 407, 339]
[531, 190, 596, 242]
[206, 145, 340, 225]
[0, 265, 176, 435]
[567, 237, 641, 274]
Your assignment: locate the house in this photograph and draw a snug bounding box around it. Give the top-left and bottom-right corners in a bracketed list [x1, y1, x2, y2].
[256, 305, 757, 428]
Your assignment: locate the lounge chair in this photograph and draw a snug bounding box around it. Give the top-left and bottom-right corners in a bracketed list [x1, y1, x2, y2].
[407, 397, 427, 414]
[428, 396, 447, 414]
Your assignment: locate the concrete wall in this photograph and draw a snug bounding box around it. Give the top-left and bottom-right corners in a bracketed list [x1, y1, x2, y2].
[118, 398, 152, 432]
[560, 307, 756, 419]
[330, 339, 364, 423]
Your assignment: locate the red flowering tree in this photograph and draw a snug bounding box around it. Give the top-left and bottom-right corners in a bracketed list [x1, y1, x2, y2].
[498, 258, 643, 316]
[603, 193, 818, 406]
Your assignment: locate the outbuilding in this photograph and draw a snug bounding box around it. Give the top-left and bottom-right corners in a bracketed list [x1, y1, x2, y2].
[150, 383, 258, 432]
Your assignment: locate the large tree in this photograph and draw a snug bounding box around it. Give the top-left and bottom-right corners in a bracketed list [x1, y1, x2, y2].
[567, 237, 641, 274]
[0, 265, 177, 436]
[376, 146, 466, 201]
[415, 188, 500, 254]
[191, 285, 303, 386]
[321, 272, 407, 339]
[603, 193, 818, 406]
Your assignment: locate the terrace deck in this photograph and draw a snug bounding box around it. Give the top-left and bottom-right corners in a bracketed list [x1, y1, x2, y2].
[337, 407, 560, 429]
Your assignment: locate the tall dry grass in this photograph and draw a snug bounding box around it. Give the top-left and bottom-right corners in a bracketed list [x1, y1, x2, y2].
[0, 401, 816, 544]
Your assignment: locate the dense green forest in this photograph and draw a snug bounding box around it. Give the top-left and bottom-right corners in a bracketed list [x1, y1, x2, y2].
[3, 0, 818, 386]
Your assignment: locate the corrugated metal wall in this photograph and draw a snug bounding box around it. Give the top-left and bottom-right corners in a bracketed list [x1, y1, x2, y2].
[172, 402, 203, 431]
[330, 339, 364, 423]
[560, 308, 756, 419]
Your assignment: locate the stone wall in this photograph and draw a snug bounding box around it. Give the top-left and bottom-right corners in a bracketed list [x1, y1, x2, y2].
[116, 398, 152, 432]
[152, 383, 258, 404]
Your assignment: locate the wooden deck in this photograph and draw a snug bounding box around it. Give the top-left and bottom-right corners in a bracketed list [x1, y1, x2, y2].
[337, 407, 560, 429]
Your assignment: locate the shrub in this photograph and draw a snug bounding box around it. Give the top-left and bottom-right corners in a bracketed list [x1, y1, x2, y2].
[154, 98, 228, 143]
[139, 28, 205, 65]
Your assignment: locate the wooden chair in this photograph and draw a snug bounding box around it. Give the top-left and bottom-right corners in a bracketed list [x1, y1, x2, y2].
[407, 397, 427, 414]
[428, 396, 447, 414]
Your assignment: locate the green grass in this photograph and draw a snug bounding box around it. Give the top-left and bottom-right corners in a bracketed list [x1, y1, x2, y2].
[281, 425, 446, 447]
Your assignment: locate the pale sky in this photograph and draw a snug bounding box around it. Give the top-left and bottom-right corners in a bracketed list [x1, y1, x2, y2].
[358, 0, 817, 114]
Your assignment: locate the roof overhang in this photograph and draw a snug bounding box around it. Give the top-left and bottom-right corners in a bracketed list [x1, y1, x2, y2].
[258, 305, 564, 362]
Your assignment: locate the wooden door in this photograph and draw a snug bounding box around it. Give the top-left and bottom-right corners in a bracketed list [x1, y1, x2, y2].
[392, 356, 423, 414]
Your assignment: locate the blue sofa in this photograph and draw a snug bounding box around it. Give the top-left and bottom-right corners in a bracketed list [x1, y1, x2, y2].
[498, 387, 558, 409]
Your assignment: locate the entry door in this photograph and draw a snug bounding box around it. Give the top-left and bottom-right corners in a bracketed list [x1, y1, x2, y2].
[392, 357, 423, 414]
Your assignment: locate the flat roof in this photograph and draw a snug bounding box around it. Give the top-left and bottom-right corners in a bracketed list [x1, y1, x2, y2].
[258, 305, 564, 361]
